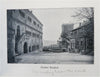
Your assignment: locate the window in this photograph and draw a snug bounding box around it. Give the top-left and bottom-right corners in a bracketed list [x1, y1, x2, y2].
[36, 34, 39, 38]
[40, 27, 42, 29]
[32, 33, 36, 37]
[33, 21, 36, 25]
[17, 26, 20, 37]
[40, 36, 42, 39]
[75, 41, 79, 48]
[19, 10, 25, 18]
[81, 41, 83, 45]
[26, 30, 31, 35]
[37, 24, 39, 27]
[75, 30, 77, 34]
[28, 16, 32, 22]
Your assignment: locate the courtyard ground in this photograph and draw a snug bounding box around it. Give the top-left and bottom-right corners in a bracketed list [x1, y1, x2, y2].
[15, 51, 94, 64]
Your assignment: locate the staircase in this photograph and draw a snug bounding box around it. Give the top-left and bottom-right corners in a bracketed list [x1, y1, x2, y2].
[17, 33, 26, 44]
[15, 33, 26, 55]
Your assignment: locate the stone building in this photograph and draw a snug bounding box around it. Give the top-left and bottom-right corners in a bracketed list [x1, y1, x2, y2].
[70, 24, 86, 53]
[70, 21, 94, 55]
[7, 9, 43, 63]
[60, 21, 94, 55]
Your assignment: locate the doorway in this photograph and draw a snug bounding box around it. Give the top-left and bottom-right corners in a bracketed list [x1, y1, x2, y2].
[29, 46, 31, 52]
[24, 42, 28, 53]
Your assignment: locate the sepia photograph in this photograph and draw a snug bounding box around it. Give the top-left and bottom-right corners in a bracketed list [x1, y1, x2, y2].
[7, 8, 94, 64]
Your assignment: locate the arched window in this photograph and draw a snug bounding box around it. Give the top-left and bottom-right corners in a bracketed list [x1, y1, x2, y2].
[17, 26, 20, 37]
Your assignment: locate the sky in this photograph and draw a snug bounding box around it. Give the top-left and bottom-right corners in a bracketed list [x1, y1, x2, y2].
[32, 8, 80, 42]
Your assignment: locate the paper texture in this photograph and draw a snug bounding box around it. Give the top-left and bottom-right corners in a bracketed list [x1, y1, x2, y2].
[0, 0, 100, 77]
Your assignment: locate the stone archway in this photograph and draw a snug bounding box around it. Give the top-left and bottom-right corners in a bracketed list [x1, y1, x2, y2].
[23, 42, 28, 53]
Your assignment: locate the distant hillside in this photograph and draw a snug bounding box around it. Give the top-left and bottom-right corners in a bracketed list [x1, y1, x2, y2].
[43, 40, 57, 46]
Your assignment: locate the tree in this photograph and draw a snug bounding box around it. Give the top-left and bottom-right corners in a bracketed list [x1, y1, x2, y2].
[61, 33, 70, 42]
[72, 7, 94, 23]
[61, 32, 71, 48]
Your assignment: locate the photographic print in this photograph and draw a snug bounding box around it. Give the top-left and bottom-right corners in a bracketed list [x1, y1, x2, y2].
[7, 8, 94, 64]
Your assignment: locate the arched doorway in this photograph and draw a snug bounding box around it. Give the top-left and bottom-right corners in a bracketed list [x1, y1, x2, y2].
[24, 42, 28, 53]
